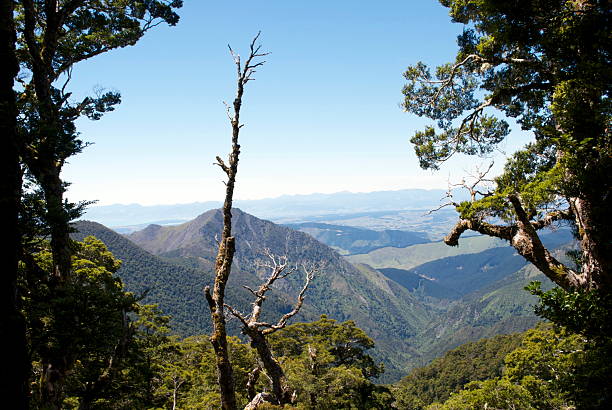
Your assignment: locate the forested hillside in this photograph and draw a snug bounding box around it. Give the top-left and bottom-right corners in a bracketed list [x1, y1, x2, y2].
[393, 332, 525, 408]
[71, 221, 296, 337]
[394, 324, 611, 409]
[76, 211, 436, 381]
[75, 209, 573, 382]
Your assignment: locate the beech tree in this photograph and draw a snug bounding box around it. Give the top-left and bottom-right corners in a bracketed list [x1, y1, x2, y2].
[11, 1, 182, 407]
[26, 237, 138, 409]
[402, 1, 611, 292]
[0, 0, 28, 406]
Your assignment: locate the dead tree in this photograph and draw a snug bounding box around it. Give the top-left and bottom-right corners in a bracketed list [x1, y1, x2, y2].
[203, 33, 268, 410]
[225, 250, 317, 406]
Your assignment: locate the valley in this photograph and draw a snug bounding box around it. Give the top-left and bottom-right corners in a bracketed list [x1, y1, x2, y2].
[76, 200, 571, 382]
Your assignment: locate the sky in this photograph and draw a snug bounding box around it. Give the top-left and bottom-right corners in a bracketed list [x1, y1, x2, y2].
[62, 0, 533, 206]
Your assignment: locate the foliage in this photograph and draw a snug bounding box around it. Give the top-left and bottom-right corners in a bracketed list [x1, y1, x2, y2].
[147, 336, 258, 410]
[427, 323, 611, 409]
[402, 0, 612, 293]
[426, 378, 538, 410]
[526, 282, 612, 407]
[527, 281, 612, 341]
[24, 237, 139, 408]
[393, 332, 523, 409]
[268, 316, 392, 409]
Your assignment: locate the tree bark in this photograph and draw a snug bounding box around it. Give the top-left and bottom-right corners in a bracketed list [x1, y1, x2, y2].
[204, 34, 267, 410]
[0, 0, 28, 407]
[246, 329, 289, 405]
[570, 196, 612, 291]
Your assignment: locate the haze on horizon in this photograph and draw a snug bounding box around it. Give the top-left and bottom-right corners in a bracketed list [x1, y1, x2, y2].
[63, 0, 533, 207]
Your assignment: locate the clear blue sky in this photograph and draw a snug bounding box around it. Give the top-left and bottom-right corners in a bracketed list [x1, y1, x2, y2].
[63, 0, 531, 205]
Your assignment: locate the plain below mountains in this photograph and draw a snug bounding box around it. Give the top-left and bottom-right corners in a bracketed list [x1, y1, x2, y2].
[284, 222, 430, 255]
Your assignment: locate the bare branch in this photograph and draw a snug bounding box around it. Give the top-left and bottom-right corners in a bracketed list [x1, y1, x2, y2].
[242, 285, 258, 298]
[224, 304, 249, 327]
[427, 162, 495, 216]
[246, 367, 261, 401]
[425, 181, 458, 215]
[214, 156, 230, 175]
[203, 286, 215, 310]
[263, 264, 317, 335]
[208, 33, 267, 409]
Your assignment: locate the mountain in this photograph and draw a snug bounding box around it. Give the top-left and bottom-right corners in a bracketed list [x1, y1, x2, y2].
[93, 209, 438, 379]
[284, 222, 430, 255]
[82, 188, 469, 228]
[75, 209, 573, 382]
[72, 221, 217, 336]
[378, 268, 462, 300]
[344, 228, 572, 366]
[345, 228, 572, 273]
[412, 262, 553, 362]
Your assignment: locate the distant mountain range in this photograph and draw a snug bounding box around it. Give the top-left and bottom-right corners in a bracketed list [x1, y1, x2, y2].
[82, 188, 469, 229]
[73, 207, 570, 382]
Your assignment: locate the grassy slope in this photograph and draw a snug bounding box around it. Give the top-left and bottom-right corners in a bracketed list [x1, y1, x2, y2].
[346, 236, 506, 270]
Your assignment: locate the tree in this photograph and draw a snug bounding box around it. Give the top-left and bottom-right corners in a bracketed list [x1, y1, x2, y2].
[203, 33, 268, 410]
[17, 0, 181, 278]
[0, 0, 28, 407]
[25, 237, 139, 409]
[225, 250, 317, 406]
[14, 1, 182, 406]
[268, 315, 390, 409]
[393, 332, 524, 409]
[426, 323, 610, 409]
[402, 0, 611, 292]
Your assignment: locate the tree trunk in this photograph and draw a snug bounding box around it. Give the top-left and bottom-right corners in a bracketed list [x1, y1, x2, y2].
[35, 167, 73, 409]
[40, 359, 69, 409]
[247, 329, 289, 405]
[571, 196, 612, 291]
[0, 0, 29, 407]
[39, 167, 72, 280]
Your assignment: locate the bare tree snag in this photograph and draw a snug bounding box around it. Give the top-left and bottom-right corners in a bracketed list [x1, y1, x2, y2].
[203, 33, 268, 410]
[226, 250, 318, 406]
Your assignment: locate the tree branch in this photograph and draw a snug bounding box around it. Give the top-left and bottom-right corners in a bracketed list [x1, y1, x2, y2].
[263, 264, 317, 335]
